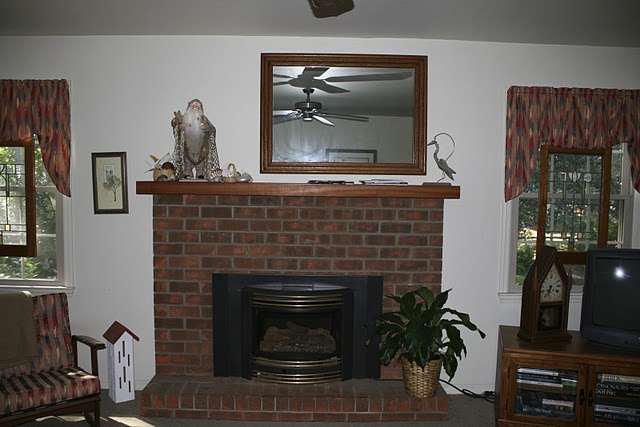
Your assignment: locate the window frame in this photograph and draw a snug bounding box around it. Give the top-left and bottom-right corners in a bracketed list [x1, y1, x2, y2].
[0, 140, 73, 294]
[500, 143, 634, 301]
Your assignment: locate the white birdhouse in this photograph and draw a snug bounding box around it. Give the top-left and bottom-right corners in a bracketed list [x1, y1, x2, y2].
[103, 321, 140, 403]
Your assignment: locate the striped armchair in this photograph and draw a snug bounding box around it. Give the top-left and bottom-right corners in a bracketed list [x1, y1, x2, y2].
[0, 293, 105, 426]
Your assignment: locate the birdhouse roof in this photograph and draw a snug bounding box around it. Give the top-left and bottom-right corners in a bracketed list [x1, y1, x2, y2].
[103, 321, 140, 343]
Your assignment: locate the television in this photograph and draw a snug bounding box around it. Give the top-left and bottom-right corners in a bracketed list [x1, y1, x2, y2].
[580, 248, 640, 352]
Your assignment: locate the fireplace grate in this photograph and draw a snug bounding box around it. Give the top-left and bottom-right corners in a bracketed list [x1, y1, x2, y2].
[251, 290, 344, 308]
[251, 370, 343, 384]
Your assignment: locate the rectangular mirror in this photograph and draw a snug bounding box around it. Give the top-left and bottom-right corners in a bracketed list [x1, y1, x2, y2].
[260, 53, 427, 175]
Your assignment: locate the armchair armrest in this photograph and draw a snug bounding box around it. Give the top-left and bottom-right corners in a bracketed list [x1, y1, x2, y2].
[72, 334, 106, 376]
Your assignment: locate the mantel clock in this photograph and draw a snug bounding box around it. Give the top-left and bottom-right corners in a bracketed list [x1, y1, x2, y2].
[518, 245, 572, 343]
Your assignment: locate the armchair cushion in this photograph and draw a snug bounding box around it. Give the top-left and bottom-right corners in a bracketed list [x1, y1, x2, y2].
[1, 293, 75, 379]
[0, 367, 99, 415]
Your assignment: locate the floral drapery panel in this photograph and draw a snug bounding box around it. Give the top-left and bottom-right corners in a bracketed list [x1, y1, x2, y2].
[0, 80, 71, 196]
[504, 86, 640, 201]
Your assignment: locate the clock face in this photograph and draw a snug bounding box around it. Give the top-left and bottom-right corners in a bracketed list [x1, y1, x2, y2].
[540, 264, 564, 303]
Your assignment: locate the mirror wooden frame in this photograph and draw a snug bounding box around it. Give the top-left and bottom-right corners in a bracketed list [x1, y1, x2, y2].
[260, 53, 428, 175]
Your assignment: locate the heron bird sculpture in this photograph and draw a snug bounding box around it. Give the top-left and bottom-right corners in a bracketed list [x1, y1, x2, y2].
[427, 132, 456, 182]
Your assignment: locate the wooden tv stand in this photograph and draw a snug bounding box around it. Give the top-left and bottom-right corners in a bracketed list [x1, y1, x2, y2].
[495, 325, 640, 426]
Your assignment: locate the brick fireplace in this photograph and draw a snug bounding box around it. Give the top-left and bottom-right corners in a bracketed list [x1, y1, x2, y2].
[137, 181, 459, 422]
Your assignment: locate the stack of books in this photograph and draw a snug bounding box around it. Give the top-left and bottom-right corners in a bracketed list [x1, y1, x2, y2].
[594, 373, 640, 424]
[516, 367, 578, 390]
[515, 367, 577, 419]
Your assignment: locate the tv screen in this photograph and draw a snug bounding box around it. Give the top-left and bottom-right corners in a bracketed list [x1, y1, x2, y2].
[581, 248, 640, 351]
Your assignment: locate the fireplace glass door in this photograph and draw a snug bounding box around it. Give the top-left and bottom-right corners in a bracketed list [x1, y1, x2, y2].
[242, 284, 354, 384]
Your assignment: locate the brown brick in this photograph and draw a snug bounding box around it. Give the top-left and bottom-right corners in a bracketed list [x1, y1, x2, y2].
[312, 413, 348, 422]
[207, 411, 243, 420]
[348, 222, 379, 233]
[332, 259, 363, 271]
[267, 258, 298, 270]
[266, 207, 298, 219]
[299, 259, 331, 270]
[154, 244, 184, 255]
[380, 222, 412, 233]
[244, 412, 278, 421]
[221, 395, 235, 410]
[219, 219, 250, 231]
[279, 412, 313, 421]
[167, 206, 200, 217]
[347, 247, 379, 258]
[156, 342, 185, 353]
[365, 209, 395, 221]
[275, 396, 289, 411]
[234, 233, 265, 244]
[283, 246, 313, 257]
[341, 397, 355, 412]
[283, 220, 315, 232]
[348, 413, 383, 422]
[380, 412, 416, 421]
[234, 257, 266, 269]
[154, 218, 184, 231]
[317, 222, 348, 233]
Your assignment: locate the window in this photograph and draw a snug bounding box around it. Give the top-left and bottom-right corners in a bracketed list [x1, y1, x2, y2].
[504, 143, 633, 294]
[0, 138, 66, 288]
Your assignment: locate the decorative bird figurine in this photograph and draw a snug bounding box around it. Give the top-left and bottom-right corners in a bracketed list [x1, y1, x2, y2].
[427, 132, 457, 182]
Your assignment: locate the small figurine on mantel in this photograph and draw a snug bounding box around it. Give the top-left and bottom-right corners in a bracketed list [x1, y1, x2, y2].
[171, 99, 222, 181]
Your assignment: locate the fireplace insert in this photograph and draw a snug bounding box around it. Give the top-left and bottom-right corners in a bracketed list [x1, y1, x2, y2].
[242, 284, 353, 384]
[213, 274, 382, 383]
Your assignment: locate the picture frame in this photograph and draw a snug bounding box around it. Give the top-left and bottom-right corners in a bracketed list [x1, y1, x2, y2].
[92, 152, 129, 214]
[326, 149, 377, 163]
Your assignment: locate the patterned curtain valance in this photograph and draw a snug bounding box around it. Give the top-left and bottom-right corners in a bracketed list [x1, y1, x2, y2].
[504, 86, 640, 201]
[0, 80, 71, 196]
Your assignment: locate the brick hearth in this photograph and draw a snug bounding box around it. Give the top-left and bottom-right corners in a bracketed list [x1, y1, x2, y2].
[137, 183, 458, 421]
[141, 376, 448, 422]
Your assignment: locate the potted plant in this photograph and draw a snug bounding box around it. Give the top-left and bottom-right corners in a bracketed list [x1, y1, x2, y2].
[370, 286, 485, 398]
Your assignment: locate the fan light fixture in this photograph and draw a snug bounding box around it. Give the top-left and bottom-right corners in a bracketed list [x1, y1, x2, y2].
[308, 0, 354, 18]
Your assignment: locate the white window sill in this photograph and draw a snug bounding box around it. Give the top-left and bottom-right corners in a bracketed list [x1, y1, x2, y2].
[498, 290, 583, 304]
[0, 283, 74, 296]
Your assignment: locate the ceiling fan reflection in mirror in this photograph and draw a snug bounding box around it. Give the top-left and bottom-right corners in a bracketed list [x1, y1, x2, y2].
[273, 88, 369, 127]
[274, 66, 412, 94]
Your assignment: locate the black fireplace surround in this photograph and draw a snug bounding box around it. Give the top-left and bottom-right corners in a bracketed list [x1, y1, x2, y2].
[213, 274, 383, 383]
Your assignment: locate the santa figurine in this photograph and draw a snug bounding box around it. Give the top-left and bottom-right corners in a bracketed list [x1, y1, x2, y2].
[171, 99, 221, 180]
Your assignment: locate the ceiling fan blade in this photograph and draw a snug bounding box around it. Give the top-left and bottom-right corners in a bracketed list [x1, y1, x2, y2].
[301, 67, 330, 78]
[273, 111, 300, 124]
[309, 79, 349, 94]
[313, 115, 335, 126]
[273, 73, 294, 79]
[322, 112, 369, 122]
[325, 71, 413, 83]
[321, 111, 369, 122]
[273, 109, 297, 116]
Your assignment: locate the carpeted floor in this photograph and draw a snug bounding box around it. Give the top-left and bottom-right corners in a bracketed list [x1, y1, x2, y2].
[22, 389, 495, 426]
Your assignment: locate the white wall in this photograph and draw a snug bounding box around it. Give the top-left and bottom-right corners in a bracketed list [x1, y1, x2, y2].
[1, 35, 639, 393]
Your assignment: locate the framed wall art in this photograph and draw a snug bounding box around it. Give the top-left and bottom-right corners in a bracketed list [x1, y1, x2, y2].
[92, 152, 129, 214]
[326, 149, 377, 163]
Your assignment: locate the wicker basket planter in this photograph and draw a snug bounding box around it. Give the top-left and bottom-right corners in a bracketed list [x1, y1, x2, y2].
[401, 358, 443, 398]
[370, 287, 485, 399]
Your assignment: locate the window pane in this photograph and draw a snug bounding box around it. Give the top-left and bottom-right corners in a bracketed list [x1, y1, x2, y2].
[544, 153, 602, 251]
[36, 191, 57, 235]
[0, 142, 58, 282]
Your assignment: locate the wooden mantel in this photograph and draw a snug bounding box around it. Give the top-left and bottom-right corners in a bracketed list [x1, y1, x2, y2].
[136, 181, 460, 199]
